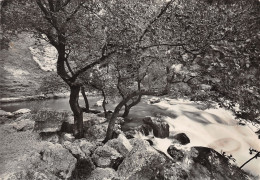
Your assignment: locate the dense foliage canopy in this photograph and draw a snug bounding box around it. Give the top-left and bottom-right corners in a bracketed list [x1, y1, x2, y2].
[1, 0, 260, 140]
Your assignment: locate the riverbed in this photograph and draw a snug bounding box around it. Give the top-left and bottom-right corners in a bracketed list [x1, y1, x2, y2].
[0, 97, 260, 177]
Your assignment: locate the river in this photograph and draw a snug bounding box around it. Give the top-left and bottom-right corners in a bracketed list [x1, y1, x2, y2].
[0, 97, 260, 176]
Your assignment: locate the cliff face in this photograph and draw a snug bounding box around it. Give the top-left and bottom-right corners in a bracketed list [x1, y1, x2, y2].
[0, 33, 57, 98]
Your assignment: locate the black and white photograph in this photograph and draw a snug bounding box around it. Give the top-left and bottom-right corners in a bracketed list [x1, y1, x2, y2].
[0, 0, 260, 179]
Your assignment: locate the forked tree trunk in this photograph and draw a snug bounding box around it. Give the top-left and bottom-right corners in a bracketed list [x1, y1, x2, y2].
[69, 85, 84, 138]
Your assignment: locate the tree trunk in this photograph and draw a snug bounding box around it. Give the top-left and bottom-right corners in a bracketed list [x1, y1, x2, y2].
[101, 89, 107, 118]
[81, 86, 89, 111]
[122, 94, 142, 118]
[103, 90, 168, 143]
[69, 85, 84, 139]
[103, 100, 126, 143]
[122, 105, 130, 118]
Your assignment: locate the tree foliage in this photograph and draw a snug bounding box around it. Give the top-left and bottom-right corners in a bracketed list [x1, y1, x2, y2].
[1, 0, 260, 140]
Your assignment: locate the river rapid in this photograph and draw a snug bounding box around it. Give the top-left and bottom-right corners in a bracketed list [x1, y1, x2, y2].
[0, 96, 259, 177]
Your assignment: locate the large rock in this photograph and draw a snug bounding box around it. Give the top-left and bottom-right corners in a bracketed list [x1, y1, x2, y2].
[0, 109, 14, 117]
[61, 133, 75, 142]
[187, 146, 251, 180]
[118, 138, 166, 180]
[85, 123, 108, 140]
[61, 115, 74, 133]
[0, 170, 60, 180]
[88, 168, 118, 180]
[40, 132, 59, 143]
[106, 134, 133, 157]
[63, 139, 96, 158]
[33, 109, 69, 133]
[83, 113, 107, 130]
[125, 124, 153, 138]
[13, 108, 31, 115]
[156, 146, 254, 180]
[39, 143, 77, 179]
[63, 141, 86, 159]
[149, 97, 160, 104]
[63, 139, 96, 179]
[92, 145, 123, 169]
[143, 117, 169, 138]
[167, 145, 185, 162]
[11, 119, 35, 131]
[172, 133, 190, 145]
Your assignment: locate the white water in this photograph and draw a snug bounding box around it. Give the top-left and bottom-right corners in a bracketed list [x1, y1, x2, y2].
[1, 96, 259, 176]
[140, 99, 260, 177]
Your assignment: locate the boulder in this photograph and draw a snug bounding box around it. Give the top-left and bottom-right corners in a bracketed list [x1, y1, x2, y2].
[88, 168, 118, 180]
[92, 145, 123, 169]
[83, 113, 107, 131]
[143, 117, 169, 138]
[40, 132, 59, 143]
[33, 109, 69, 133]
[172, 133, 190, 145]
[118, 138, 166, 180]
[61, 133, 75, 142]
[61, 115, 74, 133]
[72, 157, 96, 179]
[85, 123, 108, 140]
[13, 108, 31, 115]
[149, 97, 160, 104]
[106, 134, 133, 157]
[67, 139, 96, 157]
[63, 139, 96, 158]
[0, 170, 60, 180]
[157, 146, 254, 180]
[167, 145, 185, 162]
[63, 141, 86, 159]
[124, 124, 153, 139]
[11, 119, 35, 131]
[39, 143, 77, 179]
[187, 146, 254, 179]
[155, 161, 189, 180]
[63, 139, 96, 179]
[15, 113, 32, 121]
[0, 109, 14, 117]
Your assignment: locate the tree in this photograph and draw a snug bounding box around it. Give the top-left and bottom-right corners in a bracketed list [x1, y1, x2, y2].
[102, 0, 260, 142]
[2, 0, 259, 142]
[1, 0, 116, 138]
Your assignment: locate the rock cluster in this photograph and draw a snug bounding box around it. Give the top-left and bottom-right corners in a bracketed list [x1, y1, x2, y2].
[1, 109, 254, 180]
[143, 116, 169, 138]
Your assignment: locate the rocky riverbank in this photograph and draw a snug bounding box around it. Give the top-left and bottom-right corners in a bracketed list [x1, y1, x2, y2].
[0, 108, 257, 180]
[0, 93, 70, 104]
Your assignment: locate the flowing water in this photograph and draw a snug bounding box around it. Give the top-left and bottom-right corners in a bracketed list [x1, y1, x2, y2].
[0, 97, 260, 176]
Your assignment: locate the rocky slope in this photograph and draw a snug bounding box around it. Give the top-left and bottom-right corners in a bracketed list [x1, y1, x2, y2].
[0, 33, 57, 98]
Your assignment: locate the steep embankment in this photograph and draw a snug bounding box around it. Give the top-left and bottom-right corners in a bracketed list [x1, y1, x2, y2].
[0, 33, 57, 98]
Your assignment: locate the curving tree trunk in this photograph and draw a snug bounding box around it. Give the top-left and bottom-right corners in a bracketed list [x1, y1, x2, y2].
[69, 85, 84, 138]
[122, 94, 142, 118]
[103, 102, 125, 143]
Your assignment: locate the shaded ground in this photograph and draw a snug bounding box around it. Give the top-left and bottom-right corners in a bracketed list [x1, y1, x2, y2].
[0, 118, 45, 176]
